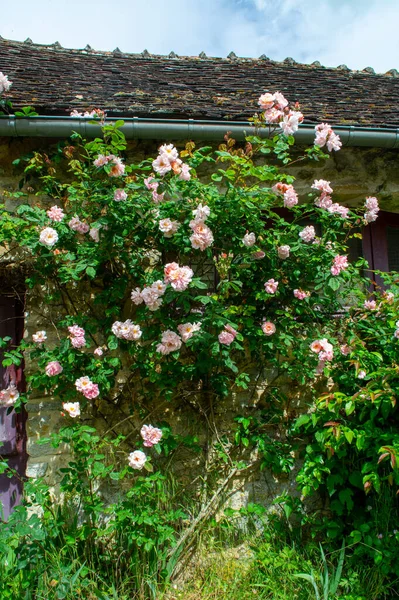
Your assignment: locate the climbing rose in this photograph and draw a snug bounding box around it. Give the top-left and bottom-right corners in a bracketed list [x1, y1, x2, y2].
[192, 204, 210, 221]
[75, 376, 99, 399]
[277, 245, 290, 259]
[83, 383, 100, 399]
[69, 216, 89, 234]
[314, 123, 342, 152]
[264, 279, 279, 294]
[32, 331, 47, 343]
[310, 338, 333, 362]
[0, 385, 19, 406]
[279, 110, 303, 136]
[112, 320, 142, 341]
[252, 251, 265, 260]
[39, 227, 58, 247]
[177, 322, 201, 342]
[258, 93, 275, 110]
[261, 321, 276, 336]
[89, 227, 100, 242]
[114, 189, 127, 201]
[358, 370, 366, 379]
[94, 347, 104, 357]
[299, 226, 316, 243]
[364, 196, 379, 223]
[93, 154, 109, 167]
[190, 221, 214, 251]
[312, 179, 333, 194]
[242, 232, 256, 247]
[331, 255, 348, 276]
[45, 361, 63, 376]
[164, 262, 193, 291]
[294, 289, 310, 300]
[364, 300, 377, 310]
[109, 157, 125, 177]
[68, 325, 86, 348]
[156, 330, 182, 355]
[159, 218, 180, 237]
[179, 163, 191, 180]
[340, 344, 351, 356]
[152, 154, 172, 176]
[283, 186, 298, 208]
[144, 177, 158, 191]
[128, 450, 147, 470]
[62, 402, 81, 418]
[328, 203, 349, 218]
[218, 331, 235, 345]
[47, 206, 65, 222]
[131, 287, 144, 305]
[140, 424, 163, 447]
[0, 72, 12, 93]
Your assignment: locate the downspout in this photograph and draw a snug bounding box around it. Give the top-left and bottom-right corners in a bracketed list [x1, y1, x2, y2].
[1, 116, 399, 148]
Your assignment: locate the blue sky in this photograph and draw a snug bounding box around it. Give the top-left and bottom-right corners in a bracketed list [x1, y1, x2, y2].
[1, 0, 398, 73]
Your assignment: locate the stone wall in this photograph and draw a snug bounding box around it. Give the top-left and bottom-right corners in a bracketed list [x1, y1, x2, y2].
[1, 134, 398, 504]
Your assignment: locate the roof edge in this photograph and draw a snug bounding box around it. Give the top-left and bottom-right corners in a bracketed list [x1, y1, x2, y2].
[1, 116, 399, 148]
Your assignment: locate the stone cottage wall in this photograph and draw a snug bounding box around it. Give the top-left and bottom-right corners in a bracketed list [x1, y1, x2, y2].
[1, 134, 399, 504]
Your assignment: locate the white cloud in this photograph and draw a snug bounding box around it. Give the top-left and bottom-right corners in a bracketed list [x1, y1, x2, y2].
[0, 0, 398, 72]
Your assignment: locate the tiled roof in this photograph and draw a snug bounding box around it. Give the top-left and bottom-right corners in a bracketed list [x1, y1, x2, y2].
[1, 37, 399, 128]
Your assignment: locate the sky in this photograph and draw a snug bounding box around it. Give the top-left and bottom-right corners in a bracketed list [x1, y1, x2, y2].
[1, 0, 398, 73]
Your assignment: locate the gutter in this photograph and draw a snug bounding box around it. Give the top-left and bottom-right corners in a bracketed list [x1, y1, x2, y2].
[1, 116, 399, 148]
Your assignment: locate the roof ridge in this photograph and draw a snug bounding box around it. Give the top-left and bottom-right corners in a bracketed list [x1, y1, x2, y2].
[1, 35, 397, 78]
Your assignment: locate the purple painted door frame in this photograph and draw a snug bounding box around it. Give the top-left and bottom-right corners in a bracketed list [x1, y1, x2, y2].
[0, 294, 27, 521]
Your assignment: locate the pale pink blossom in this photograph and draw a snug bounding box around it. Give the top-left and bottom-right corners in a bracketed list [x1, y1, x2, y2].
[179, 163, 191, 181]
[310, 338, 334, 362]
[164, 262, 194, 291]
[364, 196, 379, 223]
[364, 299, 377, 310]
[192, 204, 210, 221]
[384, 291, 394, 304]
[364, 210, 379, 223]
[189, 220, 214, 251]
[358, 370, 366, 379]
[140, 424, 163, 447]
[299, 226, 316, 243]
[69, 216, 89, 234]
[159, 218, 180, 237]
[314, 123, 342, 151]
[83, 383, 100, 399]
[89, 227, 100, 242]
[47, 205, 65, 222]
[94, 154, 109, 167]
[114, 189, 127, 201]
[218, 331, 235, 345]
[32, 330, 47, 343]
[152, 154, 172, 176]
[277, 245, 290, 259]
[294, 289, 310, 300]
[224, 324, 238, 337]
[279, 111, 303, 136]
[264, 278, 279, 294]
[156, 330, 182, 354]
[75, 376, 93, 393]
[159, 144, 179, 162]
[177, 321, 201, 342]
[0, 385, 19, 406]
[283, 186, 298, 208]
[131, 287, 144, 305]
[261, 321, 276, 336]
[274, 92, 289, 110]
[151, 280, 167, 296]
[328, 203, 349, 218]
[109, 157, 125, 177]
[45, 361, 63, 376]
[68, 325, 86, 349]
[0, 72, 12, 94]
[62, 402, 80, 418]
[128, 450, 147, 470]
[394, 329, 399, 339]
[340, 344, 351, 356]
[144, 177, 159, 191]
[258, 92, 275, 110]
[252, 250, 266, 259]
[331, 255, 349, 276]
[312, 179, 333, 194]
[112, 320, 142, 341]
[141, 287, 163, 311]
[242, 232, 256, 247]
[264, 107, 284, 123]
[315, 194, 333, 209]
[39, 227, 58, 247]
[152, 190, 165, 203]
[94, 347, 104, 357]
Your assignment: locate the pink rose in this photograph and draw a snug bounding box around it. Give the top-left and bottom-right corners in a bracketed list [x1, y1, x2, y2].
[45, 361, 63, 376]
